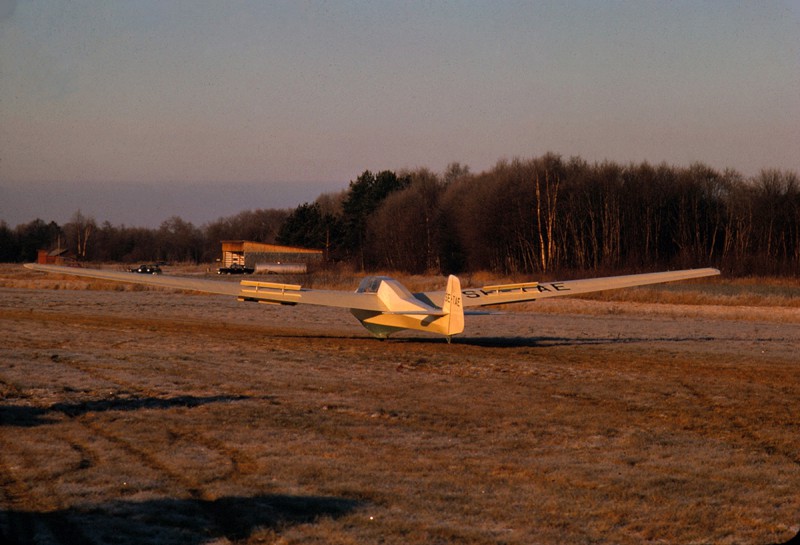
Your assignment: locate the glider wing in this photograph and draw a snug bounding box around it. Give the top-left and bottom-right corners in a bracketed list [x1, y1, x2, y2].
[418, 268, 721, 308]
[23, 264, 385, 311]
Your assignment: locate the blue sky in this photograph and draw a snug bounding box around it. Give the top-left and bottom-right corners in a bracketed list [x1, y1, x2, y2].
[1, 1, 799, 227]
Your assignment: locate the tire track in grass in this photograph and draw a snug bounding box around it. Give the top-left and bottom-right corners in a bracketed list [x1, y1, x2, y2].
[77, 418, 209, 499]
[49, 353, 263, 481]
[67, 417, 274, 542]
[2, 352, 266, 541]
[1, 354, 98, 543]
[0, 435, 93, 544]
[0, 456, 41, 544]
[5, 307, 276, 490]
[57, 353, 264, 482]
[678, 377, 800, 466]
[37, 395, 262, 542]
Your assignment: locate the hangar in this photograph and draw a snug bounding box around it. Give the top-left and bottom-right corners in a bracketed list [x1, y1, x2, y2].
[220, 240, 323, 272]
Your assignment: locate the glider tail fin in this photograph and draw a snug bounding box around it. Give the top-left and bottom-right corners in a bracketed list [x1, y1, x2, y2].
[441, 274, 465, 339]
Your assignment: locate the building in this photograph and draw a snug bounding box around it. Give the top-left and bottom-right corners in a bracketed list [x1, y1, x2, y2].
[220, 240, 323, 272]
[36, 248, 76, 265]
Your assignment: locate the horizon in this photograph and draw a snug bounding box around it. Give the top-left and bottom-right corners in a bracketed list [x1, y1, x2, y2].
[3, 153, 798, 230]
[0, 179, 348, 228]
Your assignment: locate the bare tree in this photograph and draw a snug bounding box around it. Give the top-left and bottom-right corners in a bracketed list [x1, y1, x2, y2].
[534, 169, 560, 273]
[65, 210, 96, 259]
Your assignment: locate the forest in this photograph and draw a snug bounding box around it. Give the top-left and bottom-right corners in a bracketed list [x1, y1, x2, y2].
[2, 153, 799, 277]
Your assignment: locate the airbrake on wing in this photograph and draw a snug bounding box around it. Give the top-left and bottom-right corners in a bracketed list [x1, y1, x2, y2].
[239, 280, 302, 304]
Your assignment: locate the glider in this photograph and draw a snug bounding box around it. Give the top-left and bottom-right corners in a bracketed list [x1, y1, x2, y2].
[24, 264, 719, 340]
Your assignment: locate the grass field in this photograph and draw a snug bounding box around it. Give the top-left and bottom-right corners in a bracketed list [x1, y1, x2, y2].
[1, 264, 798, 544]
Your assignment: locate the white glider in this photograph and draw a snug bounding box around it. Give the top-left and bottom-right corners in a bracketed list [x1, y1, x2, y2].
[24, 264, 719, 340]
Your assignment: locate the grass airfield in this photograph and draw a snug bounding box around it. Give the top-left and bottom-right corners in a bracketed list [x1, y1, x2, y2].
[1, 266, 798, 544]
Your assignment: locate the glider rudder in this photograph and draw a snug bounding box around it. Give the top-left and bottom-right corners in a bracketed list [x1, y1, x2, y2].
[442, 274, 465, 338]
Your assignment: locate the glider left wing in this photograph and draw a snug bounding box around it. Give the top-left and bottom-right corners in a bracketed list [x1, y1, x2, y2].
[25, 263, 243, 297]
[23, 263, 386, 311]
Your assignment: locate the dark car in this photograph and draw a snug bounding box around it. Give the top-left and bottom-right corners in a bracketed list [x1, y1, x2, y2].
[130, 264, 162, 275]
[217, 263, 254, 275]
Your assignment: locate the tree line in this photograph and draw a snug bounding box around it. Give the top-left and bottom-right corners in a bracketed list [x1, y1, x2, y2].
[2, 153, 799, 277]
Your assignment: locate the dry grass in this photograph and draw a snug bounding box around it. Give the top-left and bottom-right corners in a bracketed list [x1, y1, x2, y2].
[1, 264, 799, 544]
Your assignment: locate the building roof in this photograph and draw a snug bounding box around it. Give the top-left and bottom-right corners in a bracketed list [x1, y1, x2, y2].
[220, 240, 323, 254]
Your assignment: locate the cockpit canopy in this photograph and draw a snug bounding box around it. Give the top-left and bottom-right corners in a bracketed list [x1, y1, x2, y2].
[356, 276, 415, 299]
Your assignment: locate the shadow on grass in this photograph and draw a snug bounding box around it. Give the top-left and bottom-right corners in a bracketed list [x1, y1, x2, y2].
[0, 493, 363, 545]
[469, 335, 722, 348]
[0, 394, 257, 428]
[390, 335, 721, 348]
[769, 530, 800, 545]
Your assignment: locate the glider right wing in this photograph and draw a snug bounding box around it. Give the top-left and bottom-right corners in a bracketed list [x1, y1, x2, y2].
[419, 268, 721, 308]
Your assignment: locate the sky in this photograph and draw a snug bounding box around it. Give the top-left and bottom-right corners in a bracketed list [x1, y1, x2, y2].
[1, 0, 799, 227]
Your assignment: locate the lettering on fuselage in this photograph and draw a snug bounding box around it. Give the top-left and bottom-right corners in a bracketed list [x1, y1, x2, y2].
[461, 282, 570, 299]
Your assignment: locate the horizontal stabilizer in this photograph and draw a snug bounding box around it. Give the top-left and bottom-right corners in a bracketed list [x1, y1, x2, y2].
[383, 310, 447, 316]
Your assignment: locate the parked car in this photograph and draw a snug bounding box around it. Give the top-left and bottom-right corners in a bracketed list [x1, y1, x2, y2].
[217, 263, 254, 275]
[130, 264, 162, 275]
